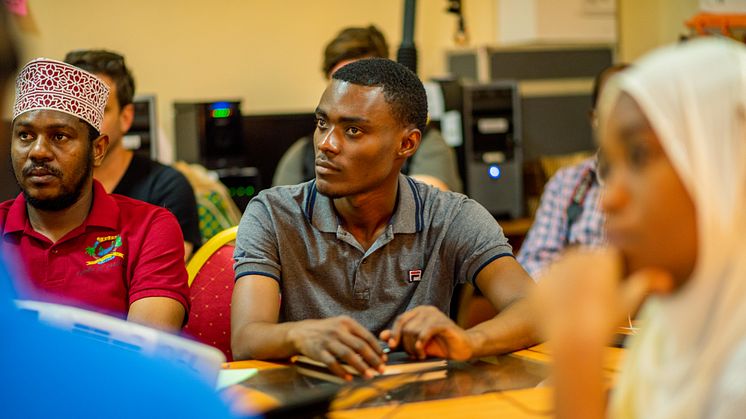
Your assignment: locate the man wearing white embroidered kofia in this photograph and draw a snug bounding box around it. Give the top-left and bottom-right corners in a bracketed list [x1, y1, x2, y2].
[0, 58, 189, 331]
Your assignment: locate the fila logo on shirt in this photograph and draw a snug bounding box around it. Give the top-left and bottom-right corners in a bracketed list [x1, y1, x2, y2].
[408, 269, 422, 283]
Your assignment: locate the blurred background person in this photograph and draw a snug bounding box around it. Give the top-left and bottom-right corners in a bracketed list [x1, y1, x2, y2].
[517, 63, 628, 279]
[272, 25, 463, 193]
[534, 38, 746, 418]
[64, 50, 201, 260]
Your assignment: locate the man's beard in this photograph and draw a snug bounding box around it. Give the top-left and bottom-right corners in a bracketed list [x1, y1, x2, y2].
[20, 154, 93, 212]
[315, 182, 345, 199]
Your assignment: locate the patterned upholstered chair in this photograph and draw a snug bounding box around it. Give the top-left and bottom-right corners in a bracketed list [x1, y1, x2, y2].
[183, 226, 238, 361]
[173, 162, 242, 244]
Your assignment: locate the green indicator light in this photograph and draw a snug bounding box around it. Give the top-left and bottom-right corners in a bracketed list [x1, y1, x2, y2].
[246, 186, 255, 196]
[211, 108, 232, 118]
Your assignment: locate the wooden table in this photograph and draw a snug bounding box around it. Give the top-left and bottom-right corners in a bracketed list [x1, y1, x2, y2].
[512, 343, 625, 375]
[221, 345, 625, 418]
[328, 387, 553, 419]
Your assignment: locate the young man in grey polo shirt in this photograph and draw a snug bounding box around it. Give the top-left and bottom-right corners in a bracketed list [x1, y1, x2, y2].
[232, 58, 538, 380]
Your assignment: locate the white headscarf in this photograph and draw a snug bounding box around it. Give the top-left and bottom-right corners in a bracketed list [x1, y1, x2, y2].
[603, 38, 746, 418]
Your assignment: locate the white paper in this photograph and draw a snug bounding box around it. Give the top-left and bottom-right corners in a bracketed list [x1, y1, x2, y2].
[215, 368, 258, 390]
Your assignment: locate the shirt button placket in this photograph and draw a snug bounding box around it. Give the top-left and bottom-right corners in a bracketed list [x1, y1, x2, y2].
[48, 246, 58, 284]
[354, 257, 370, 300]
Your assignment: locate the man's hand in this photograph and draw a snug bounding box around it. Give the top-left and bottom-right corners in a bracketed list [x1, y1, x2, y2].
[380, 306, 473, 360]
[287, 315, 385, 380]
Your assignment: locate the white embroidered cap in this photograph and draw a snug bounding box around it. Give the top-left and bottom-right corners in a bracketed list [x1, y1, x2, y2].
[13, 58, 109, 132]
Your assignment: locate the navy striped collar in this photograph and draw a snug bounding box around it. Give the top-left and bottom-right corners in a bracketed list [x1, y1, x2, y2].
[303, 174, 424, 234]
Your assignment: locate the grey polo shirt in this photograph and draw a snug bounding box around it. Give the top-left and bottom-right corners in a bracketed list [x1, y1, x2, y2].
[234, 174, 513, 334]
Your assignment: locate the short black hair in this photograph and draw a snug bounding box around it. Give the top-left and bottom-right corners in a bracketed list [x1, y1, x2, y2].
[332, 58, 428, 132]
[64, 50, 135, 108]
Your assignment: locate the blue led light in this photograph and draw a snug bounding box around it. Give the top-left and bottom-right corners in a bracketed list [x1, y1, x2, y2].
[209, 102, 231, 111]
[488, 164, 501, 180]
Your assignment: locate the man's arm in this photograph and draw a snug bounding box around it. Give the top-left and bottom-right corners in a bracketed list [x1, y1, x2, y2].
[231, 274, 386, 379]
[463, 255, 539, 356]
[381, 256, 538, 359]
[128, 296, 185, 332]
[230, 274, 286, 359]
[128, 209, 190, 332]
[231, 192, 384, 379]
[382, 196, 538, 359]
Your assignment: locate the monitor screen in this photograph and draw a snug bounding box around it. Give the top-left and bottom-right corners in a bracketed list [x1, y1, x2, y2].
[242, 112, 317, 191]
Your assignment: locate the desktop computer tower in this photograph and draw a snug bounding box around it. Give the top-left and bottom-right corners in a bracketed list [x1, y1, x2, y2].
[174, 100, 260, 211]
[447, 45, 612, 161]
[462, 82, 523, 219]
[174, 101, 247, 169]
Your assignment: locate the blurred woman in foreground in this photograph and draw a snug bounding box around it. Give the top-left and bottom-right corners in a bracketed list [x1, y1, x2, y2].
[535, 37, 746, 418]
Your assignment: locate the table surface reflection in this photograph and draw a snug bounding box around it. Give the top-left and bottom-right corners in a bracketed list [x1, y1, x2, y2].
[231, 353, 550, 416]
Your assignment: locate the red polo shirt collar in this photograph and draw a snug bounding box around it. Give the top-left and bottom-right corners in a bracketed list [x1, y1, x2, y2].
[2, 180, 120, 242]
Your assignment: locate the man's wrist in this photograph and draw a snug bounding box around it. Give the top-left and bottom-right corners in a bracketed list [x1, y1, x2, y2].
[284, 321, 304, 354]
[464, 329, 484, 359]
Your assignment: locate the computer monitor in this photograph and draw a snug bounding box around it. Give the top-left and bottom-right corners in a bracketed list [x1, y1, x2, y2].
[242, 112, 317, 191]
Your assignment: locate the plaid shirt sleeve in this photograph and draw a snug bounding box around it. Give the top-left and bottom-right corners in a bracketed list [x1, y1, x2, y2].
[517, 164, 586, 279]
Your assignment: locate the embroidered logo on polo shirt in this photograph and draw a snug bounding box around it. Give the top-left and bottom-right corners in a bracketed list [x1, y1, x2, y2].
[85, 235, 124, 265]
[408, 269, 422, 283]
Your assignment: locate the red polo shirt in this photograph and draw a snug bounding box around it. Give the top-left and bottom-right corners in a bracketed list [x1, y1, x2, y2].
[0, 180, 190, 318]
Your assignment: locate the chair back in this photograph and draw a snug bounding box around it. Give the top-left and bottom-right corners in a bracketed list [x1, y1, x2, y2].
[183, 226, 238, 361]
[173, 162, 242, 243]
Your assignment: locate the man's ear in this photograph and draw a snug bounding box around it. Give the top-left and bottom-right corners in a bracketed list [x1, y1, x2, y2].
[92, 134, 110, 167]
[119, 103, 135, 134]
[398, 128, 421, 159]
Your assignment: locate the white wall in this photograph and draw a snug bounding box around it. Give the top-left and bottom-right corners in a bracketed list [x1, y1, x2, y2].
[8, 0, 496, 156]
[5, 0, 704, 157]
[497, 0, 615, 44]
[618, 0, 700, 62]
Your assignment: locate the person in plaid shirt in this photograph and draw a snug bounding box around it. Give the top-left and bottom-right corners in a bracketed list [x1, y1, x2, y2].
[518, 64, 628, 279]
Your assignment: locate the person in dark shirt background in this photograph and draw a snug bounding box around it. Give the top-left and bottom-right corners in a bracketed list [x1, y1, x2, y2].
[64, 49, 202, 259]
